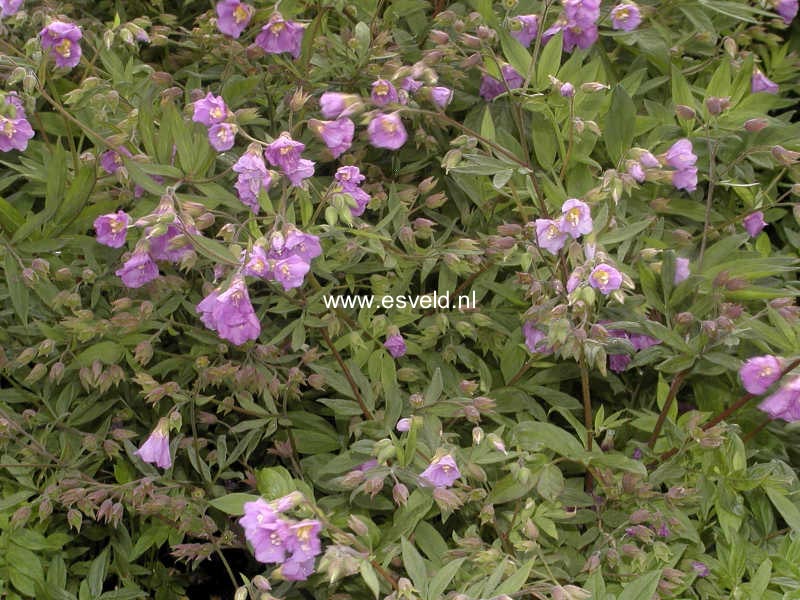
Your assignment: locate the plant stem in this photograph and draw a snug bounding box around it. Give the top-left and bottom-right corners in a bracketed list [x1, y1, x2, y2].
[320, 328, 374, 420]
[647, 370, 688, 450]
[578, 352, 593, 492]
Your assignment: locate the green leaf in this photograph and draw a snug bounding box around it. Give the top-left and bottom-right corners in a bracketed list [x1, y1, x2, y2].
[493, 559, 534, 595]
[359, 561, 381, 599]
[401, 537, 428, 598]
[537, 32, 562, 89]
[498, 29, 532, 81]
[618, 568, 662, 600]
[87, 548, 109, 598]
[207, 492, 260, 515]
[604, 85, 636, 164]
[764, 486, 800, 532]
[4, 253, 28, 326]
[255, 466, 295, 498]
[427, 559, 465, 600]
[514, 421, 587, 462]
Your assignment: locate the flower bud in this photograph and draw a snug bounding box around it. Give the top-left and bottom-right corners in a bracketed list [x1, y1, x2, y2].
[675, 104, 696, 120]
[49, 361, 65, 383]
[392, 482, 409, 506]
[744, 117, 768, 132]
[705, 96, 730, 115]
[429, 29, 450, 44]
[772, 145, 800, 165]
[581, 82, 610, 93]
[347, 514, 369, 537]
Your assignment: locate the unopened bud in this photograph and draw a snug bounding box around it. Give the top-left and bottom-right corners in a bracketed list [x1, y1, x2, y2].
[393, 483, 409, 506]
[675, 104, 696, 120]
[772, 145, 800, 165]
[581, 82, 610, 93]
[347, 514, 369, 537]
[705, 96, 730, 115]
[429, 29, 450, 44]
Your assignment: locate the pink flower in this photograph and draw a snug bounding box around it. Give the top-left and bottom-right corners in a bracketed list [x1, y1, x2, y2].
[196, 276, 261, 345]
[215, 0, 253, 38]
[610, 3, 642, 31]
[758, 375, 800, 421]
[523, 321, 551, 353]
[535, 219, 567, 255]
[244, 245, 272, 279]
[367, 113, 407, 150]
[559, 82, 575, 98]
[396, 418, 412, 432]
[147, 223, 195, 263]
[239, 499, 292, 563]
[99, 147, 132, 174]
[672, 166, 698, 192]
[1, 0, 23, 18]
[674, 257, 690, 283]
[743, 211, 767, 237]
[776, 0, 798, 23]
[309, 118, 354, 158]
[638, 150, 660, 168]
[751, 69, 779, 94]
[628, 161, 645, 182]
[509, 14, 539, 47]
[563, 22, 598, 51]
[0, 113, 34, 152]
[116, 250, 159, 288]
[740, 355, 782, 394]
[135, 419, 172, 469]
[40, 21, 83, 69]
[589, 264, 622, 295]
[272, 254, 311, 290]
[208, 123, 237, 151]
[480, 65, 524, 101]
[429, 86, 453, 108]
[371, 79, 399, 106]
[255, 13, 305, 59]
[233, 151, 272, 213]
[264, 133, 305, 171]
[319, 92, 361, 119]
[665, 139, 697, 170]
[283, 158, 315, 187]
[192, 93, 229, 126]
[559, 198, 593, 238]
[94, 211, 130, 248]
[384, 333, 407, 358]
[420, 454, 460, 487]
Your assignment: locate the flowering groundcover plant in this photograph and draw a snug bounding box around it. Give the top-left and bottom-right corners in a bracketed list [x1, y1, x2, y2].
[1, 0, 800, 598]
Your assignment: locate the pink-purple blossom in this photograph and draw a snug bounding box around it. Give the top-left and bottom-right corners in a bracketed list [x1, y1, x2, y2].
[628, 161, 645, 182]
[396, 418, 412, 432]
[94, 211, 130, 248]
[135, 419, 172, 469]
[309, 118, 354, 158]
[255, 13, 305, 59]
[758, 375, 800, 421]
[560, 82, 576, 98]
[1, 0, 23, 18]
[692, 561, 710, 578]
[196, 276, 260, 345]
[371, 79, 399, 106]
[215, 0, 253, 38]
[233, 150, 272, 213]
[672, 167, 698, 192]
[116, 250, 159, 288]
[559, 198, 593, 239]
[752, 69, 779, 94]
[589, 264, 623, 295]
[335, 165, 371, 216]
[147, 223, 195, 263]
[319, 92, 360, 119]
[508, 14, 539, 47]
[384, 333, 407, 358]
[429, 86, 454, 108]
[243, 227, 320, 290]
[479, 65, 524, 101]
[638, 150, 660, 168]
[740, 355, 783, 394]
[40, 21, 83, 69]
[776, 0, 798, 23]
[523, 321, 551, 354]
[420, 454, 460, 487]
[674, 257, 690, 284]
[610, 3, 642, 31]
[208, 122, 237, 151]
[367, 113, 407, 150]
[264, 133, 306, 171]
[535, 219, 568, 255]
[284, 158, 315, 187]
[743, 211, 767, 237]
[192, 93, 229, 127]
[665, 139, 697, 170]
[100, 147, 132, 174]
[401, 77, 424, 93]
[0, 112, 34, 152]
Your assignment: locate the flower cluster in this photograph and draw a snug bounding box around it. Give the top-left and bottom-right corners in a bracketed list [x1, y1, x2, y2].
[545, 0, 601, 52]
[192, 92, 237, 152]
[243, 227, 322, 291]
[420, 453, 461, 488]
[508, 14, 539, 46]
[0, 93, 34, 153]
[197, 276, 261, 345]
[534, 198, 593, 256]
[309, 117, 355, 159]
[264, 132, 315, 186]
[664, 138, 698, 192]
[239, 495, 323, 581]
[40, 20, 83, 69]
[333, 165, 370, 217]
[232, 147, 273, 213]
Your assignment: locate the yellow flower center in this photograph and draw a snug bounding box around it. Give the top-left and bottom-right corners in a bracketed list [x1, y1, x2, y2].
[2, 119, 15, 138]
[280, 146, 292, 155]
[547, 224, 560, 239]
[210, 106, 223, 119]
[567, 207, 581, 225]
[382, 120, 397, 133]
[616, 7, 630, 19]
[55, 38, 72, 58]
[218, 128, 231, 142]
[374, 82, 389, 96]
[442, 465, 451, 472]
[110, 218, 124, 233]
[233, 5, 249, 23]
[594, 269, 609, 286]
[295, 524, 312, 542]
[250, 259, 265, 273]
[271, 21, 285, 34]
[280, 264, 291, 276]
[760, 366, 773, 377]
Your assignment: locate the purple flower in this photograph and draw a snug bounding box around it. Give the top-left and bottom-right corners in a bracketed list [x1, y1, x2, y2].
[192, 93, 228, 126]
[100, 147, 132, 174]
[367, 113, 407, 150]
[396, 418, 412, 432]
[94, 211, 130, 248]
[208, 123, 237, 151]
[196, 276, 261, 345]
[401, 77, 424, 93]
[244, 245, 272, 279]
[564, 0, 601, 27]
[40, 21, 83, 69]
[632, 447, 643, 460]
[273, 254, 311, 290]
[563, 22, 599, 51]
[523, 321, 550, 353]
[628, 161, 645, 182]
[759, 376, 800, 421]
[743, 211, 767, 237]
[629, 334, 660, 351]
[657, 523, 670, 537]
[286, 519, 322, 563]
[739, 355, 782, 394]
[284, 227, 322, 262]
[559, 198, 593, 238]
[691, 561, 710, 578]
[1, 0, 23, 18]
[560, 82, 576, 98]
[233, 151, 272, 213]
[147, 223, 195, 263]
[371, 79, 399, 106]
[319, 92, 360, 119]
[509, 14, 539, 47]
[239, 499, 292, 564]
[672, 167, 698, 192]
[674, 257, 690, 284]
[639, 150, 660, 168]
[264, 133, 305, 171]
[255, 13, 305, 59]
[116, 250, 159, 288]
[429, 86, 454, 108]
[535, 219, 568, 255]
[479, 65, 524, 101]
[309, 118, 354, 158]
[610, 3, 642, 31]
[215, 0, 253, 38]
[335, 165, 366, 188]
[776, 0, 798, 23]
[284, 158, 315, 187]
[752, 69, 779, 94]
[567, 270, 581, 293]
[589, 264, 623, 295]
[420, 454, 460, 488]
[0, 113, 34, 152]
[609, 353, 631, 373]
[384, 333, 407, 358]
[665, 139, 697, 170]
[135, 419, 172, 469]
